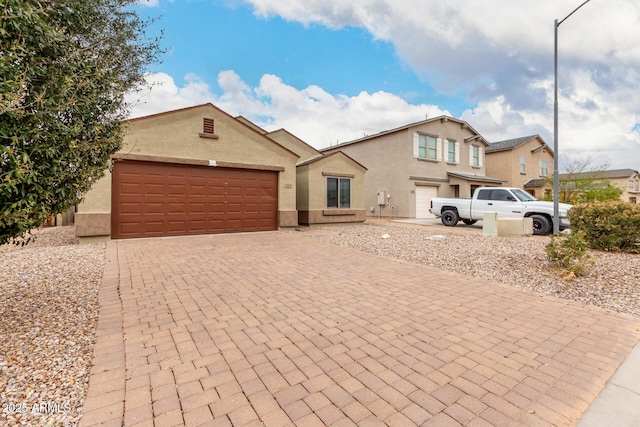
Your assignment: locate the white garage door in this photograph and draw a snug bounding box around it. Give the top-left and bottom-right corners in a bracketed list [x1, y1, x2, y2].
[415, 186, 438, 218]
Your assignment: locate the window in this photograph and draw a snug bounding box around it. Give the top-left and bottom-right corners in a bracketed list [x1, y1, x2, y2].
[511, 188, 537, 201]
[472, 146, 480, 167]
[448, 141, 456, 163]
[490, 189, 514, 201]
[520, 156, 526, 174]
[418, 135, 427, 158]
[327, 177, 351, 208]
[636, 180, 639, 191]
[631, 197, 637, 204]
[452, 184, 460, 198]
[418, 134, 438, 159]
[539, 160, 549, 177]
[427, 136, 438, 160]
[415, 134, 441, 161]
[476, 189, 491, 200]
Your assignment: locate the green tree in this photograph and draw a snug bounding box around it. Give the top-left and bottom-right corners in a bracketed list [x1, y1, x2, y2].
[545, 156, 622, 204]
[1, 0, 161, 244]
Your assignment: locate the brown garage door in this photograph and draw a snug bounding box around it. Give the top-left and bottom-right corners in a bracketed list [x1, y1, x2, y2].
[111, 160, 278, 239]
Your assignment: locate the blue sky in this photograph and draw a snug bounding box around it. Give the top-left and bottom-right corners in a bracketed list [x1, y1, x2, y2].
[129, 0, 640, 170]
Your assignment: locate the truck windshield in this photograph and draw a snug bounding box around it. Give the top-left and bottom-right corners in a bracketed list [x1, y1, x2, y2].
[512, 189, 538, 202]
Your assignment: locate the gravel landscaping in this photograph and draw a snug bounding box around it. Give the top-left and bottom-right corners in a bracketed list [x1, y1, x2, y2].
[0, 221, 638, 426]
[0, 227, 105, 427]
[309, 220, 640, 317]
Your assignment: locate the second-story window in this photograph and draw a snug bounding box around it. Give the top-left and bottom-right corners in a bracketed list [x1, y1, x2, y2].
[427, 136, 438, 160]
[418, 135, 427, 159]
[448, 141, 456, 163]
[520, 155, 526, 173]
[471, 146, 480, 167]
[539, 160, 549, 177]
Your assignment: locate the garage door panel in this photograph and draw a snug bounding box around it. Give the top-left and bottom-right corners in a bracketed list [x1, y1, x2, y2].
[112, 161, 278, 239]
[415, 187, 438, 219]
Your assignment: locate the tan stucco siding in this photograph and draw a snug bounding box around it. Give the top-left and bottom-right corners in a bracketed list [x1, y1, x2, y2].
[296, 165, 311, 211]
[297, 153, 366, 225]
[328, 131, 410, 217]
[76, 105, 300, 238]
[326, 119, 490, 218]
[267, 130, 321, 163]
[485, 138, 554, 191]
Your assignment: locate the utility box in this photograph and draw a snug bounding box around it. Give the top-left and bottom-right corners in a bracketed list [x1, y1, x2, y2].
[497, 218, 533, 237]
[377, 191, 386, 205]
[482, 212, 498, 237]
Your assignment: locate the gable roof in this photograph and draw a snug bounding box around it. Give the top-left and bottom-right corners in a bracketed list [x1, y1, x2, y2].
[320, 115, 487, 152]
[560, 168, 639, 180]
[126, 103, 299, 159]
[297, 151, 368, 170]
[485, 135, 551, 153]
[265, 128, 322, 162]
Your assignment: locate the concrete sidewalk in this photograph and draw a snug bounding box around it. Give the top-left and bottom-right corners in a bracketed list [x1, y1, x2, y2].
[80, 231, 640, 426]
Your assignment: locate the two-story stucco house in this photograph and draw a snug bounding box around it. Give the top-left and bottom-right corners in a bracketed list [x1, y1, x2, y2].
[627, 170, 640, 204]
[321, 116, 504, 219]
[484, 135, 555, 198]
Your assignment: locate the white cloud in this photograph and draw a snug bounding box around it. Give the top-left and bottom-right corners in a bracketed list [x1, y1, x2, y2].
[126, 71, 448, 148]
[135, 0, 159, 7]
[127, 69, 639, 169]
[243, 0, 640, 169]
[127, 0, 640, 169]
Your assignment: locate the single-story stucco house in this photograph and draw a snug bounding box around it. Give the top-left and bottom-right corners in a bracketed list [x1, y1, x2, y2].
[75, 103, 366, 241]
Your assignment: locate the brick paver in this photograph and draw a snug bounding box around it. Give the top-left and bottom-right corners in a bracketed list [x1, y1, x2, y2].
[80, 231, 640, 426]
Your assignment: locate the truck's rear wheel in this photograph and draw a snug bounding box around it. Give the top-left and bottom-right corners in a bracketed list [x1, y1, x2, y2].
[531, 214, 551, 235]
[441, 210, 459, 227]
[462, 219, 477, 225]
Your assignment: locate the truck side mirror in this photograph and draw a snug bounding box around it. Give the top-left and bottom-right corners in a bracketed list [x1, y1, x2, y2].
[506, 195, 516, 201]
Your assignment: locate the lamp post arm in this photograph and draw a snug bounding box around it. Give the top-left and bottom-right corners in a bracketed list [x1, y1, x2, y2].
[557, 0, 592, 27]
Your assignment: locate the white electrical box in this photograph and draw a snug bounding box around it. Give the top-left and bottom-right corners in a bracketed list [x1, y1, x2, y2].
[377, 191, 386, 205]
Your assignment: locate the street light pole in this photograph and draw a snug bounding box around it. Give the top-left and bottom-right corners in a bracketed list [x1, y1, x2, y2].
[553, 0, 592, 235]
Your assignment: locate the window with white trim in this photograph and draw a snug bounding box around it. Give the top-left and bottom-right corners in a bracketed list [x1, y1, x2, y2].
[471, 146, 480, 167]
[414, 133, 442, 161]
[327, 177, 351, 208]
[448, 141, 456, 163]
[426, 135, 438, 160]
[539, 160, 549, 177]
[520, 155, 526, 174]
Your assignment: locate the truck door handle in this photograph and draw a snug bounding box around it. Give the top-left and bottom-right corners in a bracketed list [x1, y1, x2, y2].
[488, 202, 493, 205]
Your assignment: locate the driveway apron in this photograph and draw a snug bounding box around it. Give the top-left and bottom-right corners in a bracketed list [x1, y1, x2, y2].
[80, 231, 640, 426]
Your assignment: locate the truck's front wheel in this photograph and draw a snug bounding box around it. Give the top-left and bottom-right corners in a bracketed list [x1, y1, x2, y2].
[531, 214, 551, 235]
[441, 210, 459, 227]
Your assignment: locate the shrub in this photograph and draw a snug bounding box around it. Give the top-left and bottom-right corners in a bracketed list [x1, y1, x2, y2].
[569, 200, 640, 253]
[545, 230, 593, 278]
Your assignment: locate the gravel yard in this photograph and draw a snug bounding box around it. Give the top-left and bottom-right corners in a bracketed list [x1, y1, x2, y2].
[0, 221, 638, 426]
[0, 227, 105, 427]
[310, 220, 640, 317]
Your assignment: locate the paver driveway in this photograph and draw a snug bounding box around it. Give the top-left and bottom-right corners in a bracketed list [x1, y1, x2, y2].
[80, 231, 640, 426]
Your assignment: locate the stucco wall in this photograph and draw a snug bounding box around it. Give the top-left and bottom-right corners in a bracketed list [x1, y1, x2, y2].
[324, 118, 489, 218]
[297, 153, 366, 225]
[267, 129, 321, 163]
[485, 138, 554, 191]
[76, 104, 299, 238]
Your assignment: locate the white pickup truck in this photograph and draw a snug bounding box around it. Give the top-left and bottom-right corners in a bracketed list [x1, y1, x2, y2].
[429, 187, 572, 235]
